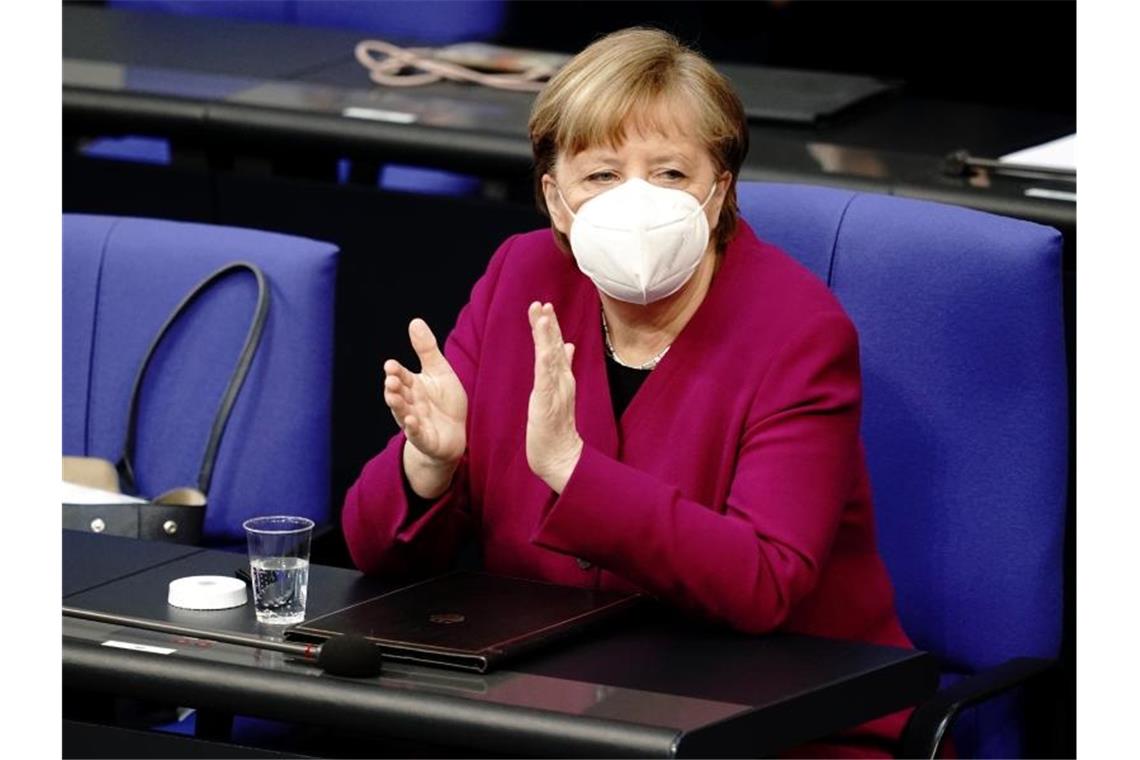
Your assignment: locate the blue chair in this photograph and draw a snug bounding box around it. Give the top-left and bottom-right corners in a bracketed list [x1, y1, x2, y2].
[111, 1, 507, 43]
[78, 136, 171, 166]
[109, 1, 292, 24]
[294, 0, 506, 44]
[63, 215, 339, 545]
[736, 183, 1068, 757]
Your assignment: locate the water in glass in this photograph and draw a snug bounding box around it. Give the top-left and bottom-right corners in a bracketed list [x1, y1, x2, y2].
[250, 556, 309, 624]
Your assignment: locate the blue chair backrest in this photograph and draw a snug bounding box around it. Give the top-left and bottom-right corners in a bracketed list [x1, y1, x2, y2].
[294, 0, 506, 43]
[110, 1, 292, 24]
[737, 182, 1067, 757]
[63, 215, 339, 544]
[110, 1, 507, 44]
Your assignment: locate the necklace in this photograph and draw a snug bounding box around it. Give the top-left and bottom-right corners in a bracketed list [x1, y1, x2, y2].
[601, 308, 671, 370]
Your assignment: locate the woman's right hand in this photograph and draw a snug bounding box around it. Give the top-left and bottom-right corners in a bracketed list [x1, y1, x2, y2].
[383, 318, 468, 499]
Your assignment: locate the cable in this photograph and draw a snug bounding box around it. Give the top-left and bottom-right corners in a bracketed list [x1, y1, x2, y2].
[354, 39, 555, 93]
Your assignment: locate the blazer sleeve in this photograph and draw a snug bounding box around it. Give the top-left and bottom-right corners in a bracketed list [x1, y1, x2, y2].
[529, 311, 862, 634]
[341, 235, 517, 577]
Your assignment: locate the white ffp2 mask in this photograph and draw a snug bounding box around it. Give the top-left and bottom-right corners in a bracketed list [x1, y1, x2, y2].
[559, 178, 717, 305]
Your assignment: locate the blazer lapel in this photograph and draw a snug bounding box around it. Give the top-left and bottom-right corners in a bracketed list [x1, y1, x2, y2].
[614, 234, 746, 437]
[566, 282, 620, 460]
[560, 225, 749, 460]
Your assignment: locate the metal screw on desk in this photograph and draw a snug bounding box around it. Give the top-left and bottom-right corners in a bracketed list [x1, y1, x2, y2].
[163, 520, 178, 536]
[90, 518, 105, 533]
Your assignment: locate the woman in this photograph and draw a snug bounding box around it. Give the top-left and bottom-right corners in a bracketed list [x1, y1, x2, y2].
[343, 28, 915, 756]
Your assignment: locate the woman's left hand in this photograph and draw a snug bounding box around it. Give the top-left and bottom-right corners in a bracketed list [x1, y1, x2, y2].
[526, 301, 584, 493]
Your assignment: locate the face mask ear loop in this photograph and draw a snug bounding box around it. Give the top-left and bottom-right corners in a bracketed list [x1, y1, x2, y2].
[674, 181, 720, 236]
[556, 187, 578, 221]
[698, 181, 719, 212]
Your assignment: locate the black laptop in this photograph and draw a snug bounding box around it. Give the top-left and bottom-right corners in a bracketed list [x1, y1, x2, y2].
[286, 571, 643, 673]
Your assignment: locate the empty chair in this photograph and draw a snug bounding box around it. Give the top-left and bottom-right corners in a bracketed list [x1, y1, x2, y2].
[736, 182, 1068, 758]
[63, 215, 339, 544]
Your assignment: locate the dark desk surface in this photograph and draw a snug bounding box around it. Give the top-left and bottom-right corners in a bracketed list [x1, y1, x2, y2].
[63, 533, 938, 758]
[62, 3, 363, 80]
[63, 529, 203, 597]
[62, 4, 1075, 231]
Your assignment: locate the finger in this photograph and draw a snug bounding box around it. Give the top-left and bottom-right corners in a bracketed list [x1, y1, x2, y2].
[526, 300, 544, 334]
[542, 303, 565, 344]
[541, 306, 570, 367]
[539, 314, 570, 383]
[563, 342, 575, 366]
[535, 315, 562, 363]
[384, 371, 421, 407]
[408, 318, 447, 373]
[388, 365, 425, 407]
[383, 359, 415, 389]
[404, 414, 436, 451]
[383, 373, 405, 398]
[532, 316, 555, 393]
[385, 375, 415, 405]
[541, 304, 570, 373]
[384, 389, 411, 426]
[540, 307, 563, 364]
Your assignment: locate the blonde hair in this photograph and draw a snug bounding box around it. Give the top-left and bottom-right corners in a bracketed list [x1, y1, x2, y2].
[529, 27, 749, 254]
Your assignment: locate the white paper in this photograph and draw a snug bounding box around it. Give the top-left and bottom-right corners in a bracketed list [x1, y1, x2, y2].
[1025, 187, 1077, 203]
[342, 106, 417, 124]
[102, 640, 176, 655]
[62, 481, 147, 504]
[1000, 134, 1076, 171]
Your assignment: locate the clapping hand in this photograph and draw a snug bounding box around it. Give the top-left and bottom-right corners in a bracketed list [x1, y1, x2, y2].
[383, 318, 467, 499]
[526, 302, 584, 493]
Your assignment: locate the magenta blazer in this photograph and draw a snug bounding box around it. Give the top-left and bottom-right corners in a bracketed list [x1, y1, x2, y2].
[343, 220, 915, 749]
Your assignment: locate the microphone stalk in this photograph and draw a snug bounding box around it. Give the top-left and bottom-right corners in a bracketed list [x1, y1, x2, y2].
[62, 606, 384, 678]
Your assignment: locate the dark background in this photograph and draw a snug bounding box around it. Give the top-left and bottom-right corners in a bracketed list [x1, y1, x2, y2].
[84, 0, 1077, 114]
[498, 1, 1075, 115]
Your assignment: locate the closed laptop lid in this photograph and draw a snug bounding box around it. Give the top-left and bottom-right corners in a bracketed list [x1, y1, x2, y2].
[287, 571, 643, 673]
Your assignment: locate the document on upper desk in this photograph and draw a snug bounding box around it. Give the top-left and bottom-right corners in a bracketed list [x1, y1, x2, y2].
[1000, 133, 1076, 171]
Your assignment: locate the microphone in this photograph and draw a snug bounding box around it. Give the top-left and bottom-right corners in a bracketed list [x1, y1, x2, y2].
[62, 606, 384, 679]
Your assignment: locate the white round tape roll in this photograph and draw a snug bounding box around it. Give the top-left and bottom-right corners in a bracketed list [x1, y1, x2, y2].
[168, 575, 248, 610]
